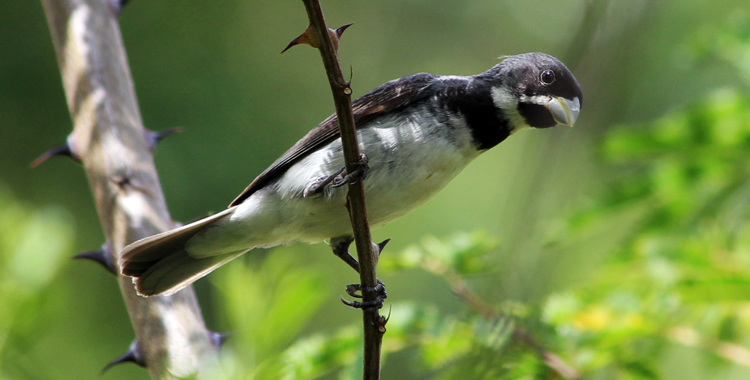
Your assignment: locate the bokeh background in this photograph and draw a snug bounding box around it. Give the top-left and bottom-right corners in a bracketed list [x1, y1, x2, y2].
[3, 0, 750, 379]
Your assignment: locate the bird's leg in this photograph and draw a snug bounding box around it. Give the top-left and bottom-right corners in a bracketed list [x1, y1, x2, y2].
[331, 153, 369, 188]
[330, 236, 390, 310]
[330, 235, 359, 272]
[329, 236, 390, 273]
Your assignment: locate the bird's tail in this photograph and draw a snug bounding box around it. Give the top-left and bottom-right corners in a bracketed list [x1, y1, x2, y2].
[119, 207, 243, 296]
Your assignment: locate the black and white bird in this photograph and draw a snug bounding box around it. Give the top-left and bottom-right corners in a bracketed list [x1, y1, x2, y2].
[120, 52, 583, 296]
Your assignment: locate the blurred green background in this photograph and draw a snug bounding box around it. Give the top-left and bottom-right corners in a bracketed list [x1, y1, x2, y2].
[3, 0, 750, 379]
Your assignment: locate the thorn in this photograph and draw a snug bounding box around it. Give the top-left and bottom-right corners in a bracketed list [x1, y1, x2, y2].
[30, 136, 80, 168]
[72, 244, 116, 275]
[107, 0, 130, 16]
[345, 65, 354, 87]
[377, 312, 389, 333]
[330, 23, 353, 53]
[377, 238, 391, 254]
[281, 24, 314, 53]
[209, 330, 231, 348]
[144, 127, 183, 152]
[334, 23, 353, 40]
[101, 340, 145, 374]
[281, 22, 353, 53]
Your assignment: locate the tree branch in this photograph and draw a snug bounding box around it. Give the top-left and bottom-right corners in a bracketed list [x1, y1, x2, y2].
[40, 0, 219, 378]
[298, 1, 384, 379]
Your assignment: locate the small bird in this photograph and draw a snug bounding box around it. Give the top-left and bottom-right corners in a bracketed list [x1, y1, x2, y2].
[120, 52, 582, 297]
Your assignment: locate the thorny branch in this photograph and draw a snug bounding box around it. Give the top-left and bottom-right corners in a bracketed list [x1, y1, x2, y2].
[40, 0, 219, 378]
[297, 1, 385, 379]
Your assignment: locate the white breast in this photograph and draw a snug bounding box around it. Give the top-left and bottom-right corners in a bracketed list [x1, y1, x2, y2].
[216, 105, 482, 248]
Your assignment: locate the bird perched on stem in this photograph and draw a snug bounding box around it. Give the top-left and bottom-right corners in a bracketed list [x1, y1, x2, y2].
[120, 53, 582, 297]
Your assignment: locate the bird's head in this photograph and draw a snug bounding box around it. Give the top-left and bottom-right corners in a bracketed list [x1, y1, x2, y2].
[484, 53, 582, 132]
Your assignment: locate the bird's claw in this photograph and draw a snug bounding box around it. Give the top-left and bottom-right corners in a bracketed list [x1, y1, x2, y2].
[303, 153, 369, 198]
[331, 236, 389, 310]
[341, 280, 387, 310]
[303, 166, 346, 198]
[346, 279, 385, 298]
[331, 153, 369, 188]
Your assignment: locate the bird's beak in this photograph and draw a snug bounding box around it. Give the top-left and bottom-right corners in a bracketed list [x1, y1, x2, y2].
[546, 96, 580, 127]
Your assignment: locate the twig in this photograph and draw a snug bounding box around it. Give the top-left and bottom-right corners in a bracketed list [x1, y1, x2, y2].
[426, 258, 582, 380]
[669, 326, 750, 369]
[298, 1, 384, 379]
[40, 0, 219, 378]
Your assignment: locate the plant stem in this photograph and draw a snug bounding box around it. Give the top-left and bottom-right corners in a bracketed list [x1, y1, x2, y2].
[430, 259, 581, 380]
[299, 1, 384, 379]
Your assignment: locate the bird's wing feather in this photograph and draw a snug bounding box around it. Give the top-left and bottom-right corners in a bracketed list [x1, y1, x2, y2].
[229, 72, 438, 206]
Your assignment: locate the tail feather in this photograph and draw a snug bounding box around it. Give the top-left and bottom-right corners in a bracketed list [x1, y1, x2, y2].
[119, 207, 240, 296]
[136, 249, 243, 296]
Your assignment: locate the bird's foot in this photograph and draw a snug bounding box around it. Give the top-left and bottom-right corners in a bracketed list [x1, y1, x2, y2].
[330, 236, 390, 273]
[302, 153, 369, 198]
[303, 166, 346, 198]
[341, 280, 387, 310]
[330, 236, 391, 310]
[331, 153, 369, 188]
[331, 235, 359, 272]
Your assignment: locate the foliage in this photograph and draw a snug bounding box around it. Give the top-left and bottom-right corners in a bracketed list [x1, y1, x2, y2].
[0, 185, 73, 378]
[4, 1, 750, 379]
[211, 12, 750, 380]
[550, 85, 750, 378]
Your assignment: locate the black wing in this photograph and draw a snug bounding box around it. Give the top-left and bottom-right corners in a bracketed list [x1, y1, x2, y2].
[229, 73, 439, 206]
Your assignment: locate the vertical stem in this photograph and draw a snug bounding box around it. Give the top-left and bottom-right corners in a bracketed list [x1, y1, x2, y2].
[40, 0, 218, 378]
[299, 1, 383, 379]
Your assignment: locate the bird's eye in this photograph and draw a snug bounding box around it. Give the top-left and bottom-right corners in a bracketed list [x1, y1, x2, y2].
[540, 70, 555, 85]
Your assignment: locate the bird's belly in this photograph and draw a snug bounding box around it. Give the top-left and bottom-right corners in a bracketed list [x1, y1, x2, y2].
[279, 130, 478, 241]
[190, 150, 471, 256]
[363, 146, 472, 228]
[228, 117, 480, 246]
[272, 157, 472, 243]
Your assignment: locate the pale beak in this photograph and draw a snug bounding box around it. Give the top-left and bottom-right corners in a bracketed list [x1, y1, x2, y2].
[546, 96, 580, 127]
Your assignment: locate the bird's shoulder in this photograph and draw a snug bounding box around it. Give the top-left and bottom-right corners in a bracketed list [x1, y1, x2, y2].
[229, 72, 441, 207]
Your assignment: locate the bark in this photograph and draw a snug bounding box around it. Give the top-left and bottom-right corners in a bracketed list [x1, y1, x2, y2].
[41, 0, 219, 378]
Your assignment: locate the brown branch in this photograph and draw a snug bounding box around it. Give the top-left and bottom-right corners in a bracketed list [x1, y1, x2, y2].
[425, 258, 582, 380]
[669, 326, 750, 369]
[40, 0, 219, 378]
[298, 1, 384, 379]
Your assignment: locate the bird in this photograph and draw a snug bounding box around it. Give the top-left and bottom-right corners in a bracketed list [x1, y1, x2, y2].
[120, 52, 583, 297]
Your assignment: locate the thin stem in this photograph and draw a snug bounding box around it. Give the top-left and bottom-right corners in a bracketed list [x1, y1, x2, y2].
[427, 258, 582, 380]
[299, 1, 383, 379]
